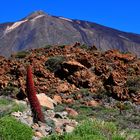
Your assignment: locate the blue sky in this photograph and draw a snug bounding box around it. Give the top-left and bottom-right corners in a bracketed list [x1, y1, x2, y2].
[0, 0, 140, 34]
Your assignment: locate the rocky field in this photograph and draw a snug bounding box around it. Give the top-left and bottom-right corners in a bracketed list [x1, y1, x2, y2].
[0, 43, 140, 140]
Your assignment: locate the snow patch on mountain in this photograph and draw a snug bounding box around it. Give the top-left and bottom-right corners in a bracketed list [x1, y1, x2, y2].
[59, 17, 73, 22]
[119, 35, 130, 41]
[4, 20, 28, 34]
[31, 15, 45, 22]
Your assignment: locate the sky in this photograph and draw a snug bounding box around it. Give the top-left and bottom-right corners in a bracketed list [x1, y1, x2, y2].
[0, 0, 140, 34]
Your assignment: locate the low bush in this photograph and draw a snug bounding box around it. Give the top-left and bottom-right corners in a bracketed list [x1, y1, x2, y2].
[79, 44, 89, 50]
[41, 119, 127, 140]
[0, 85, 19, 96]
[45, 55, 65, 72]
[0, 116, 33, 140]
[126, 76, 140, 93]
[44, 45, 53, 49]
[0, 97, 26, 118]
[14, 51, 30, 58]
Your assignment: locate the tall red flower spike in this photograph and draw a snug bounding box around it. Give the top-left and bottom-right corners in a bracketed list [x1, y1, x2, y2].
[26, 65, 45, 123]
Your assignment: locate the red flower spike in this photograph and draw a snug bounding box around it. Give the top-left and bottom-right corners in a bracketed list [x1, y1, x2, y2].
[26, 65, 45, 123]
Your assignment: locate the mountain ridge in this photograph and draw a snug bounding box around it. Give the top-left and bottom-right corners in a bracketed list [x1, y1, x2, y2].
[0, 11, 140, 57]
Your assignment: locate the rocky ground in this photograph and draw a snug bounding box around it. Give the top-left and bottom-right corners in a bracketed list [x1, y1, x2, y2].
[0, 44, 140, 139]
[11, 100, 78, 140]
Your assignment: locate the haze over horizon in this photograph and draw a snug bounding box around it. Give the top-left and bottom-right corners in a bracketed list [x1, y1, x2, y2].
[0, 0, 140, 34]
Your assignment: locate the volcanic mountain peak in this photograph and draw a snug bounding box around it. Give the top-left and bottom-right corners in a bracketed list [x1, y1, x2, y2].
[1, 11, 140, 57]
[25, 10, 47, 20]
[2, 11, 48, 36]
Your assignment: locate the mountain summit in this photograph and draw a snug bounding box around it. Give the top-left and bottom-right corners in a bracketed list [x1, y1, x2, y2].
[24, 10, 47, 20]
[0, 11, 140, 57]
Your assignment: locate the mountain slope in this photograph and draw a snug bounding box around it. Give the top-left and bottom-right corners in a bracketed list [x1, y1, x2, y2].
[0, 10, 140, 57]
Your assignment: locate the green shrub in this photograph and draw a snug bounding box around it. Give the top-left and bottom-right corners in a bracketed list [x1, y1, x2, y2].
[0, 116, 33, 140]
[0, 97, 26, 118]
[41, 119, 126, 140]
[73, 88, 92, 101]
[44, 45, 53, 49]
[45, 56, 65, 72]
[127, 67, 135, 75]
[94, 88, 109, 99]
[58, 45, 65, 48]
[0, 98, 12, 106]
[79, 44, 89, 50]
[14, 51, 29, 58]
[79, 88, 89, 96]
[126, 76, 140, 93]
[11, 102, 26, 113]
[42, 117, 140, 140]
[0, 86, 19, 96]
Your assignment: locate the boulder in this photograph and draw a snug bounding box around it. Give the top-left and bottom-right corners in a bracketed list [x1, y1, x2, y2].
[68, 69, 96, 88]
[63, 98, 74, 104]
[34, 131, 44, 138]
[57, 83, 69, 93]
[112, 86, 129, 100]
[37, 93, 56, 109]
[65, 108, 78, 117]
[85, 100, 99, 107]
[62, 60, 86, 73]
[53, 95, 62, 104]
[105, 71, 126, 86]
[64, 125, 75, 133]
[105, 49, 136, 62]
